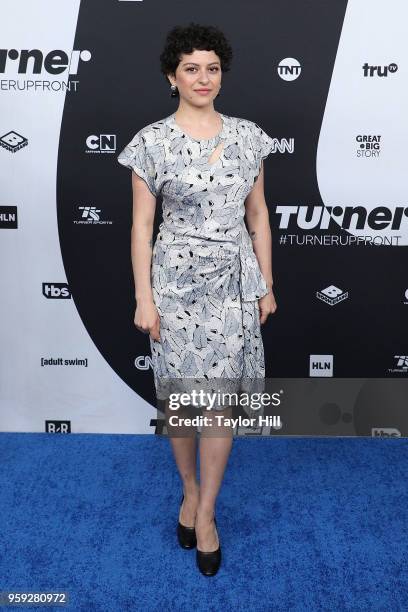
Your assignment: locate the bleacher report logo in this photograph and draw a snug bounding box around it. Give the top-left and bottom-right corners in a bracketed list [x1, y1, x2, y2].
[0, 130, 28, 153]
[278, 58, 301, 81]
[42, 283, 71, 299]
[85, 135, 116, 154]
[309, 355, 333, 377]
[362, 62, 398, 77]
[316, 285, 348, 306]
[45, 420, 71, 433]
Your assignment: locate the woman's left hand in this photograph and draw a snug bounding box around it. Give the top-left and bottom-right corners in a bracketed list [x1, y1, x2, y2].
[259, 288, 277, 324]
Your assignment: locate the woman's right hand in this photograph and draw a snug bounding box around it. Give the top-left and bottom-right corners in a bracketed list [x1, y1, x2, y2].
[134, 299, 160, 342]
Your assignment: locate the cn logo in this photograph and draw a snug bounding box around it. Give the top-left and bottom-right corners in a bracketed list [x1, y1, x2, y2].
[309, 355, 333, 377]
[362, 62, 398, 77]
[135, 356, 154, 370]
[277, 58, 301, 81]
[86, 134, 116, 153]
[316, 285, 349, 306]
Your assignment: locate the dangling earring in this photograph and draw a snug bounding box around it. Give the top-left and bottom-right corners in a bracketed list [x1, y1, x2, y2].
[216, 85, 221, 98]
[170, 84, 178, 97]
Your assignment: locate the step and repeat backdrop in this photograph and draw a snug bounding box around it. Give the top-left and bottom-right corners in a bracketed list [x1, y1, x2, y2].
[1, 0, 407, 435]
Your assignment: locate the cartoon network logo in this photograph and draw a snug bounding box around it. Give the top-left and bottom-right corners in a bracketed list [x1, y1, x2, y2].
[85, 134, 116, 154]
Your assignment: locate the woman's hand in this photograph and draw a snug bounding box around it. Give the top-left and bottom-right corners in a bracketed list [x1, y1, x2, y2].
[134, 299, 161, 341]
[258, 288, 277, 324]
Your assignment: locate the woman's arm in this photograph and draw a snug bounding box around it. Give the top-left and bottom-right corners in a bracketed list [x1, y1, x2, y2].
[244, 161, 273, 290]
[131, 171, 156, 300]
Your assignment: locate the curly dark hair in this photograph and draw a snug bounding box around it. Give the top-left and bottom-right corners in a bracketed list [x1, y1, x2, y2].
[159, 22, 233, 96]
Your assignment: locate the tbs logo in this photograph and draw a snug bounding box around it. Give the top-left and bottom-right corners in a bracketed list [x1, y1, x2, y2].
[42, 283, 71, 299]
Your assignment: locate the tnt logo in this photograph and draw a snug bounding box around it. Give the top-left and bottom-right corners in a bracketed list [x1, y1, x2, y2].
[277, 58, 301, 81]
[316, 285, 349, 306]
[42, 283, 71, 299]
[45, 420, 71, 433]
[309, 355, 333, 377]
[85, 134, 116, 154]
[362, 62, 398, 77]
[0, 130, 28, 153]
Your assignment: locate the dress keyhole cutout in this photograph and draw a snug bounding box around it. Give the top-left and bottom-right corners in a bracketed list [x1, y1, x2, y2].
[208, 141, 224, 166]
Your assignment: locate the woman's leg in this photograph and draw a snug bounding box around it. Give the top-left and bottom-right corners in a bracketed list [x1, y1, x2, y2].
[196, 408, 234, 551]
[165, 399, 200, 527]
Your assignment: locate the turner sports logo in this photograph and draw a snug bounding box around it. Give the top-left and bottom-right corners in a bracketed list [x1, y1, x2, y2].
[362, 62, 398, 77]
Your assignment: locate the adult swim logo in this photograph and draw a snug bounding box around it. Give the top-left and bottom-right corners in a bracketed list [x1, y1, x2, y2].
[0, 48, 92, 92]
[276, 205, 408, 246]
[362, 62, 398, 77]
[278, 58, 301, 81]
[356, 135, 381, 158]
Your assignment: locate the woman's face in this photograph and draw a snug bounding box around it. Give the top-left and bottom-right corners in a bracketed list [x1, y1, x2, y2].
[169, 49, 222, 105]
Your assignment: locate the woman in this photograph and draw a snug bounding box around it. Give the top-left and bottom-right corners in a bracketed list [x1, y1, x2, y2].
[117, 22, 277, 576]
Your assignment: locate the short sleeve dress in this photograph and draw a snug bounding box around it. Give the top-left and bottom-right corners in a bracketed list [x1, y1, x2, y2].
[118, 112, 274, 408]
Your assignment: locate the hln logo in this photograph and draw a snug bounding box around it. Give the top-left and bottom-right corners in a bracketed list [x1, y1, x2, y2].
[309, 355, 333, 377]
[45, 420, 71, 433]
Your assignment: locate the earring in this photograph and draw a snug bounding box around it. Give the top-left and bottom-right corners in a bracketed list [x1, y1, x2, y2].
[216, 85, 221, 98]
[170, 84, 178, 97]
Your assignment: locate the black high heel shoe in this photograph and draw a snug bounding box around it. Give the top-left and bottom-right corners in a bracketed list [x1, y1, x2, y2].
[196, 515, 221, 576]
[177, 494, 197, 549]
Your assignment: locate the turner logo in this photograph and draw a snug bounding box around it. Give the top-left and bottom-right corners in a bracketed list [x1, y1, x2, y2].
[73, 206, 113, 225]
[42, 283, 71, 299]
[0, 130, 28, 153]
[362, 62, 398, 77]
[309, 355, 333, 377]
[0, 48, 92, 75]
[276, 206, 408, 231]
[277, 58, 301, 81]
[356, 134, 381, 158]
[0, 206, 18, 228]
[371, 427, 401, 437]
[316, 285, 348, 306]
[85, 134, 116, 154]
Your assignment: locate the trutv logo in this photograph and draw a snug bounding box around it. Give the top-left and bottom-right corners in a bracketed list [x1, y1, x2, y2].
[362, 62, 398, 77]
[0, 48, 91, 75]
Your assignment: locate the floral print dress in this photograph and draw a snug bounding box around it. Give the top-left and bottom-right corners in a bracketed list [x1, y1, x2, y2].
[118, 112, 274, 405]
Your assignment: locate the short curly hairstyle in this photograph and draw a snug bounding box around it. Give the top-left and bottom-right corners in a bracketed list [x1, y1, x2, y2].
[159, 22, 233, 95]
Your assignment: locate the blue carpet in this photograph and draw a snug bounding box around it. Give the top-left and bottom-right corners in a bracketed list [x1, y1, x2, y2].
[0, 433, 407, 611]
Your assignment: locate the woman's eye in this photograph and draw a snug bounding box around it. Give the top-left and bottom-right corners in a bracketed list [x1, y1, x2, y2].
[186, 67, 219, 72]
